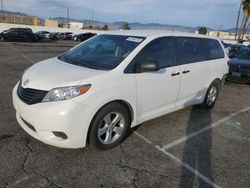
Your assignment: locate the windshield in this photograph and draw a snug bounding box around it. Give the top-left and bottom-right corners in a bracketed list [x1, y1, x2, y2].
[237, 50, 250, 60]
[59, 34, 145, 70]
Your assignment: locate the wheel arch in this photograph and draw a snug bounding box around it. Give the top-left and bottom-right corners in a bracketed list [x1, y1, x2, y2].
[210, 78, 222, 91]
[86, 99, 134, 144]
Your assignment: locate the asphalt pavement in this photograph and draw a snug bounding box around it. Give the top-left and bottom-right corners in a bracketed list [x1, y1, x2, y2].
[0, 40, 249, 188]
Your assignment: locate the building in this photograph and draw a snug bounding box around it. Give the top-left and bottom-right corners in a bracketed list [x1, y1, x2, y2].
[0, 14, 39, 26]
[207, 31, 250, 40]
[69, 22, 84, 29]
[44, 19, 59, 27]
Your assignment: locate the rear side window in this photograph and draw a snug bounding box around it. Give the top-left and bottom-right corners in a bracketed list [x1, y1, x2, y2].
[134, 37, 176, 69]
[176, 37, 207, 64]
[205, 39, 225, 59]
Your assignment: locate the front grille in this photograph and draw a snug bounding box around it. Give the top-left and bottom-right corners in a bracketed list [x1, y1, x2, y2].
[17, 83, 48, 105]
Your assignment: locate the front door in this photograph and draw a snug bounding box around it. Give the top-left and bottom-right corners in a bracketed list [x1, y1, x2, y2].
[133, 37, 181, 123]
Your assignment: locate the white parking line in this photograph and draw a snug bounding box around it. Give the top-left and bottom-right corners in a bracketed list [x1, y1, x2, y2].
[134, 131, 221, 188]
[6, 43, 34, 63]
[162, 106, 250, 150]
[134, 107, 250, 188]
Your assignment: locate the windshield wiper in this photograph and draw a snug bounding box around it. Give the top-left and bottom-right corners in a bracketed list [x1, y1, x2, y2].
[69, 60, 99, 70]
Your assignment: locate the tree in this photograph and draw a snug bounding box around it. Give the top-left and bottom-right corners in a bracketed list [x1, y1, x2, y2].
[103, 24, 109, 30]
[198, 27, 208, 35]
[120, 23, 131, 30]
[235, 0, 243, 40]
[237, 0, 250, 41]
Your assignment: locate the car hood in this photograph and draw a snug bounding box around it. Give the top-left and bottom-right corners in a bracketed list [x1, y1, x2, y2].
[230, 58, 250, 69]
[21, 57, 106, 91]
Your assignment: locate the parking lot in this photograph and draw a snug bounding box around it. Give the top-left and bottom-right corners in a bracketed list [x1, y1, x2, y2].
[0, 40, 249, 188]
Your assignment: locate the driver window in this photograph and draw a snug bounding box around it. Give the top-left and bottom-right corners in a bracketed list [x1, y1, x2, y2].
[134, 37, 176, 69]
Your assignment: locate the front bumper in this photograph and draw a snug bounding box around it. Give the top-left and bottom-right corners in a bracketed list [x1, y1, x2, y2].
[12, 83, 96, 148]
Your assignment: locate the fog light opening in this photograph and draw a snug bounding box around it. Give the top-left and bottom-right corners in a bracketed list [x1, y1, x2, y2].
[52, 131, 68, 140]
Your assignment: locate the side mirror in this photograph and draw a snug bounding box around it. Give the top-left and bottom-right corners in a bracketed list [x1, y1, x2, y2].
[137, 60, 159, 73]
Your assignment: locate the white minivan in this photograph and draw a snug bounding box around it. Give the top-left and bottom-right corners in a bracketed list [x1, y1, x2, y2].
[12, 31, 229, 150]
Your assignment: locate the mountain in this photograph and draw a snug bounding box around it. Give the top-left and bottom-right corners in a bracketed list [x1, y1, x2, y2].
[54, 17, 109, 27]
[54, 18, 211, 32]
[2, 10, 213, 32]
[1, 10, 28, 16]
[110, 22, 213, 32]
[226, 28, 250, 34]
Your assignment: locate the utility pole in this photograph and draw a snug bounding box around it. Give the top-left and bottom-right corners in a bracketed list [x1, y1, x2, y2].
[67, 8, 69, 28]
[1, 0, 3, 12]
[91, 9, 93, 30]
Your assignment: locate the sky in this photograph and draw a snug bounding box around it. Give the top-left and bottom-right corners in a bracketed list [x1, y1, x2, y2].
[2, 0, 240, 29]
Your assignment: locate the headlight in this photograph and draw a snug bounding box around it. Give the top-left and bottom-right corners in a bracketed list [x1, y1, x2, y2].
[42, 84, 91, 102]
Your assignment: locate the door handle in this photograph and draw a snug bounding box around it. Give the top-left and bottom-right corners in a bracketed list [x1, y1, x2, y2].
[171, 72, 180, 76]
[182, 70, 190, 74]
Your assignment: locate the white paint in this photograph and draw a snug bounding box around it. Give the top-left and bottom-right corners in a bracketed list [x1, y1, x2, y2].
[134, 131, 221, 188]
[155, 146, 221, 188]
[7, 44, 34, 63]
[8, 175, 32, 187]
[162, 106, 250, 150]
[134, 107, 250, 188]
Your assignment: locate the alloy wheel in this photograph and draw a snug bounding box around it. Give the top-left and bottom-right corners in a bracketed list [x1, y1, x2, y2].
[207, 86, 217, 106]
[97, 112, 125, 145]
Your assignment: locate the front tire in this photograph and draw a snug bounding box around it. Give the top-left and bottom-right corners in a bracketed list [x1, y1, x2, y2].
[89, 103, 130, 150]
[201, 81, 220, 109]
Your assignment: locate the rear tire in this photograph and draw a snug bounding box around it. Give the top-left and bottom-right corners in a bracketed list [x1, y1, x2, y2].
[201, 81, 220, 109]
[89, 103, 130, 150]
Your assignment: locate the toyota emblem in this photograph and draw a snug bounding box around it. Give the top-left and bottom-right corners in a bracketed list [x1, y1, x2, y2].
[23, 79, 29, 86]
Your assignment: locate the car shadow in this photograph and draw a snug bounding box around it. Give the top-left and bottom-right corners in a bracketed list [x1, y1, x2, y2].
[180, 106, 214, 188]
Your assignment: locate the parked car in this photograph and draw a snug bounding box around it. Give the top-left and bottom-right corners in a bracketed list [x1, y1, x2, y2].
[36, 31, 50, 39]
[228, 44, 248, 58]
[59, 32, 73, 40]
[49, 32, 60, 40]
[227, 49, 250, 84]
[221, 41, 232, 49]
[73, 32, 97, 42]
[0, 29, 40, 42]
[12, 31, 229, 150]
[8, 27, 33, 33]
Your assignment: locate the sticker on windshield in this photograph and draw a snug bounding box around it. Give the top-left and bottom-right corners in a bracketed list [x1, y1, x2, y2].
[126, 37, 143, 43]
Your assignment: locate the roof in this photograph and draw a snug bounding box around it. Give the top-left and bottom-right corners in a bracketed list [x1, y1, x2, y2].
[102, 30, 218, 40]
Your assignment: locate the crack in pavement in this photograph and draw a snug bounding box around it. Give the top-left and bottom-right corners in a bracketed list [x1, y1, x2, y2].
[88, 162, 172, 179]
[120, 144, 129, 160]
[0, 134, 15, 141]
[17, 138, 62, 188]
